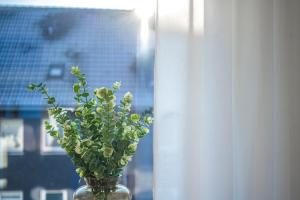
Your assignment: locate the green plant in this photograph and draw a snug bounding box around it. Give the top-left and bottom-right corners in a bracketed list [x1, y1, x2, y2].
[28, 66, 153, 180]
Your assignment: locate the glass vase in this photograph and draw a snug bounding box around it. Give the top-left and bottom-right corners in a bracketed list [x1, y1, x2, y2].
[73, 177, 131, 200]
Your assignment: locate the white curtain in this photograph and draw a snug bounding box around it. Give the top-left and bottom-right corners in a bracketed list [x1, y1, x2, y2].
[154, 0, 300, 200]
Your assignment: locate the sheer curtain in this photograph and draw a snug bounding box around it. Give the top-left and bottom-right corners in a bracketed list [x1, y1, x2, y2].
[154, 0, 300, 200]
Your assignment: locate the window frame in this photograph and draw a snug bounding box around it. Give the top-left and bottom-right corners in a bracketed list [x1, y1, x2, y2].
[40, 117, 65, 155]
[40, 189, 67, 200]
[0, 118, 24, 155]
[0, 191, 23, 200]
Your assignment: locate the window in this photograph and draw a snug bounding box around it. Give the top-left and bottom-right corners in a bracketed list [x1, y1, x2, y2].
[0, 2, 154, 200]
[41, 117, 64, 154]
[0, 119, 24, 155]
[0, 191, 23, 200]
[48, 64, 65, 79]
[40, 190, 67, 200]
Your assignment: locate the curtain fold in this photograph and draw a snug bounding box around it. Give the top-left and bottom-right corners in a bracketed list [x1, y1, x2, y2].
[154, 0, 300, 199]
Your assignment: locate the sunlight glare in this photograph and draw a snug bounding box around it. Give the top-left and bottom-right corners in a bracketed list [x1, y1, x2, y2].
[134, 0, 154, 52]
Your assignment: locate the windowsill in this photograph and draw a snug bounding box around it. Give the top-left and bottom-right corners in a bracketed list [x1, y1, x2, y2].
[40, 151, 66, 156]
[7, 151, 24, 156]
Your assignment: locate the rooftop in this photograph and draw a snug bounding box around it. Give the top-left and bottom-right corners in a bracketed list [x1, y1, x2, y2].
[0, 6, 140, 109]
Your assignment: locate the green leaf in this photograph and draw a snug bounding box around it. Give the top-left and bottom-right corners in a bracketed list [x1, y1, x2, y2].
[50, 130, 59, 138]
[119, 155, 130, 166]
[81, 80, 87, 86]
[44, 121, 52, 130]
[101, 146, 114, 158]
[113, 81, 121, 90]
[123, 92, 133, 103]
[127, 143, 138, 154]
[47, 97, 55, 104]
[144, 116, 153, 125]
[138, 127, 150, 138]
[73, 83, 80, 93]
[82, 92, 89, 97]
[95, 87, 107, 99]
[96, 107, 103, 113]
[143, 127, 150, 134]
[27, 83, 36, 91]
[130, 114, 140, 123]
[71, 66, 80, 75]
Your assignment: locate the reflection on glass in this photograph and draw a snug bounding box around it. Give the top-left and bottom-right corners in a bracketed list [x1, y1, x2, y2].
[0, 3, 154, 200]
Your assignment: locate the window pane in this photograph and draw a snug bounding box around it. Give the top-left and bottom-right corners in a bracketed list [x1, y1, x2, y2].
[45, 193, 62, 200]
[45, 134, 59, 148]
[1, 196, 21, 200]
[0, 119, 23, 152]
[0, 191, 22, 200]
[41, 118, 64, 153]
[0, 3, 154, 200]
